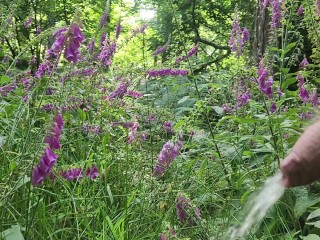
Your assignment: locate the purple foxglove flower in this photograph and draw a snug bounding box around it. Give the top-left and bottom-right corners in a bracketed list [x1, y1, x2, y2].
[61, 168, 83, 180]
[88, 39, 95, 55]
[54, 114, 64, 130]
[148, 114, 156, 122]
[36, 26, 42, 35]
[271, 0, 284, 29]
[46, 87, 54, 95]
[115, 21, 122, 39]
[222, 104, 232, 113]
[35, 61, 51, 78]
[153, 164, 165, 176]
[163, 121, 174, 133]
[298, 5, 304, 16]
[108, 83, 128, 99]
[299, 58, 309, 69]
[299, 86, 310, 102]
[42, 104, 54, 112]
[86, 166, 99, 179]
[316, 0, 320, 17]
[147, 69, 188, 77]
[71, 24, 85, 43]
[176, 194, 190, 222]
[39, 148, 57, 174]
[270, 102, 277, 113]
[263, 0, 269, 8]
[44, 135, 60, 149]
[128, 122, 139, 144]
[169, 228, 175, 237]
[24, 17, 33, 28]
[277, 88, 283, 97]
[126, 90, 143, 98]
[159, 234, 167, 240]
[242, 28, 250, 42]
[64, 39, 80, 63]
[299, 111, 313, 120]
[99, 12, 108, 28]
[49, 34, 66, 56]
[236, 91, 250, 108]
[297, 73, 304, 87]
[153, 41, 170, 56]
[312, 91, 319, 106]
[32, 166, 45, 186]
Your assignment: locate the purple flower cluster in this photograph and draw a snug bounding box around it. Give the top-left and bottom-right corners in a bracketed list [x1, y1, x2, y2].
[175, 45, 199, 64]
[316, 0, 320, 17]
[99, 12, 109, 28]
[61, 97, 83, 112]
[153, 140, 183, 176]
[131, 24, 148, 37]
[147, 69, 188, 78]
[299, 111, 314, 121]
[270, 102, 277, 113]
[222, 104, 232, 113]
[299, 58, 309, 69]
[176, 194, 201, 225]
[236, 91, 251, 109]
[126, 90, 143, 99]
[35, 61, 52, 78]
[98, 39, 117, 66]
[128, 122, 139, 144]
[108, 83, 128, 99]
[64, 24, 86, 63]
[83, 124, 101, 135]
[0, 81, 17, 97]
[115, 20, 122, 39]
[229, 14, 250, 55]
[60, 165, 99, 181]
[32, 114, 64, 186]
[153, 40, 170, 56]
[257, 66, 273, 98]
[269, 0, 285, 29]
[298, 5, 304, 16]
[42, 104, 55, 112]
[297, 73, 310, 103]
[24, 17, 33, 28]
[163, 121, 174, 133]
[111, 121, 134, 128]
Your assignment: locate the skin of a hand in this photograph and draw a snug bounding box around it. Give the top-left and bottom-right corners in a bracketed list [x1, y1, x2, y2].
[281, 120, 320, 188]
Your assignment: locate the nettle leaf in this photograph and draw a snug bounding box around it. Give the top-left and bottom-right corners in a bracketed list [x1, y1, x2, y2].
[294, 188, 320, 218]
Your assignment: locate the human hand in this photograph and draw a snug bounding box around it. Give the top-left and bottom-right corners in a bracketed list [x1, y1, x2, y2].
[281, 120, 320, 187]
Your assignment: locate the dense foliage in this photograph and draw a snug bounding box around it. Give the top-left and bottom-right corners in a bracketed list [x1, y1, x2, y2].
[2, 0, 320, 239]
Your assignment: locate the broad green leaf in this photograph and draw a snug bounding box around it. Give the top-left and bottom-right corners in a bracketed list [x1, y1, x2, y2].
[303, 234, 320, 240]
[308, 208, 320, 221]
[1, 225, 24, 240]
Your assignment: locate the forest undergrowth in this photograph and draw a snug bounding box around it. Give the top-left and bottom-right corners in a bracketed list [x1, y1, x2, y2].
[2, 0, 320, 239]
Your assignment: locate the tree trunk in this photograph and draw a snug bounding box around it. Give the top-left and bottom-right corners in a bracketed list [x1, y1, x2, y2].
[253, 0, 271, 64]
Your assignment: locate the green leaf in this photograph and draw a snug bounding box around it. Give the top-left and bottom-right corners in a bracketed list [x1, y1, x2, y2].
[0, 75, 10, 84]
[1, 225, 24, 240]
[303, 234, 320, 240]
[308, 208, 320, 221]
[14, 176, 30, 190]
[77, 108, 86, 121]
[281, 42, 297, 58]
[294, 189, 320, 218]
